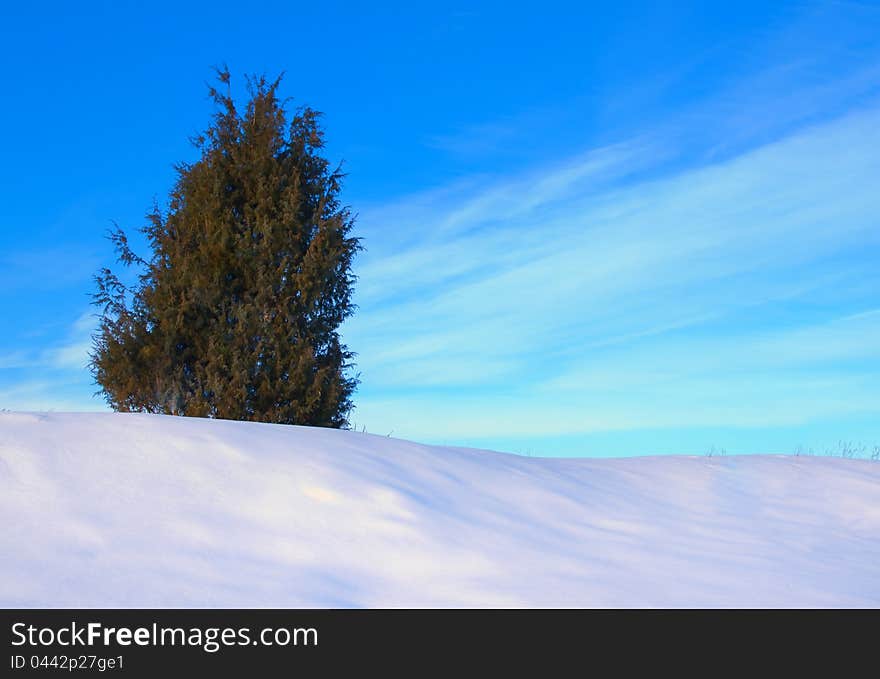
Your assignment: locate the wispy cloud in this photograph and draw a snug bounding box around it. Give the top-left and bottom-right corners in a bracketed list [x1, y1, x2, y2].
[46, 340, 93, 371]
[0, 311, 100, 411]
[44, 311, 97, 370]
[345, 103, 880, 443]
[0, 378, 104, 413]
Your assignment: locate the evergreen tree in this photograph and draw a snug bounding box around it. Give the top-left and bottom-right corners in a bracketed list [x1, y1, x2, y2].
[91, 68, 360, 427]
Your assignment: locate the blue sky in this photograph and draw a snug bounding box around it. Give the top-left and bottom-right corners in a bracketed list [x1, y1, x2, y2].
[1, 0, 878, 456]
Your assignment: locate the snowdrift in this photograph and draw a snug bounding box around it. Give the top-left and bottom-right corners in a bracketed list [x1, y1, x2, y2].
[1, 412, 878, 607]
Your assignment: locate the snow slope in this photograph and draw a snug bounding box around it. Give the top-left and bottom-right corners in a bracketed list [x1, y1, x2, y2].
[1, 412, 878, 607]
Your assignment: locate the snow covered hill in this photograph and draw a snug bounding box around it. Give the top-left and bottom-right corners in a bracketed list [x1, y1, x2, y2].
[1, 411, 878, 607]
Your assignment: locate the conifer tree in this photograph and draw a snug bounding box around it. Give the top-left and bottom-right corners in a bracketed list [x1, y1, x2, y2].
[91, 68, 360, 427]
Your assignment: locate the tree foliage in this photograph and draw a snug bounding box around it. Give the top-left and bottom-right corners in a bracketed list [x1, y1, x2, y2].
[91, 68, 360, 427]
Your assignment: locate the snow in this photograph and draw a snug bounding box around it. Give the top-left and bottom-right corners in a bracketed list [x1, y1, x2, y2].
[1, 411, 878, 607]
